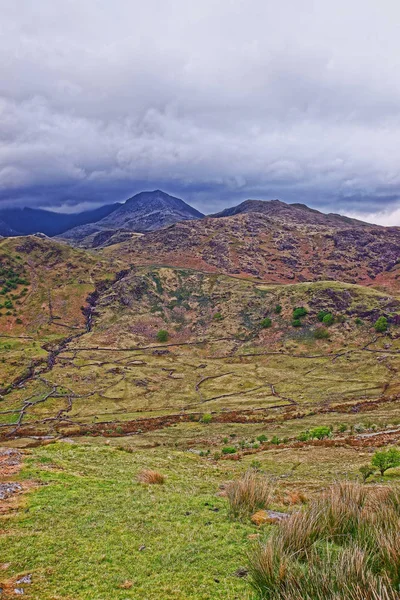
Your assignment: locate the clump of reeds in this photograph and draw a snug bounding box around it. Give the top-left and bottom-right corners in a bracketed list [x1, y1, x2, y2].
[137, 469, 165, 484]
[225, 470, 273, 520]
[248, 481, 400, 599]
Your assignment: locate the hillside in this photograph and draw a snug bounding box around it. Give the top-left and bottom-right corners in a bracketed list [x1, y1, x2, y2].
[104, 205, 400, 291]
[1, 220, 400, 600]
[61, 190, 204, 244]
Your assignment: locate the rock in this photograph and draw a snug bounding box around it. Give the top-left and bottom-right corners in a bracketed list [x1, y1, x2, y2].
[251, 510, 289, 526]
[233, 567, 249, 578]
[0, 482, 22, 500]
[16, 575, 31, 585]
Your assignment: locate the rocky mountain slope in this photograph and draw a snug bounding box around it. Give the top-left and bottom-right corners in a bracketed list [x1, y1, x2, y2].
[60, 190, 204, 244]
[107, 200, 399, 291]
[212, 198, 368, 228]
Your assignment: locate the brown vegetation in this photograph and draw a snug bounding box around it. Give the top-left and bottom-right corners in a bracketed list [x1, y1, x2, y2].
[137, 469, 165, 485]
[249, 482, 400, 599]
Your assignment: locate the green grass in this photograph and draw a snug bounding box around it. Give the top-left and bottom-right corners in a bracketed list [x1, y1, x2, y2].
[1, 443, 254, 599]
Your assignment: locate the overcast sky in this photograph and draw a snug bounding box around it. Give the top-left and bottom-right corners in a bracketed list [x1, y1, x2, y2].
[1, 0, 400, 224]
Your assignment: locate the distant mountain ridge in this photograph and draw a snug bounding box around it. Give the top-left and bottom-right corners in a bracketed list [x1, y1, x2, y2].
[0, 204, 121, 237]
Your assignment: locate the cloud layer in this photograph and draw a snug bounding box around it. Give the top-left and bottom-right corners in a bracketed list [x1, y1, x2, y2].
[1, 0, 400, 224]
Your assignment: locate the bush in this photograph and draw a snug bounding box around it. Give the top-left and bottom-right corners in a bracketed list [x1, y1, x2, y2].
[375, 316, 388, 333]
[260, 317, 272, 329]
[309, 426, 331, 440]
[297, 431, 311, 442]
[317, 310, 328, 322]
[359, 465, 375, 482]
[270, 436, 281, 445]
[274, 304, 282, 314]
[292, 319, 302, 328]
[314, 327, 330, 339]
[337, 423, 347, 433]
[355, 317, 363, 325]
[222, 446, 237, 454]
[137, 469, 165, 484]
[200, 413, 212, 424]
[372, 448, 400, 476]
[322, 313, 335, 326]
[213, 312, 223, 321]
[156, 329, 169, 342]
[293, 307, 307, 319]
[256, 434, 268, 443]
[225, 470, 273, 520]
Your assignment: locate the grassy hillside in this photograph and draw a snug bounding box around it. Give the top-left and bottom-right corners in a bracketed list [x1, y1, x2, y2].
[1, 237, 400, 599]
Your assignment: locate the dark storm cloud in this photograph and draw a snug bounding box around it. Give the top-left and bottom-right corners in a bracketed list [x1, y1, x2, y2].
[1, 0, 400, 224]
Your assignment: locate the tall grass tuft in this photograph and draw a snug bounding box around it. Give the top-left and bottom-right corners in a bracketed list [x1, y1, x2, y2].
[137, 469, 165, 484]
[225, 470, 273, 520]
[249, 481, 400, 599]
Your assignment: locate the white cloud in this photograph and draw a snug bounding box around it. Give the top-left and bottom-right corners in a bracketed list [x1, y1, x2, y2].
[1, 0, 400, 216]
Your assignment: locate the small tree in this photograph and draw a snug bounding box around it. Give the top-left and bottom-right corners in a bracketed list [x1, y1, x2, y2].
[309, 426, 331, 440]
[371, 447, 400, 476]
[292, 319, 302, 327]
[274, 304, 282, 314]
[374, 316, 388, 333]
[260, 317, 272, 328]
[156, 329, 169, 342]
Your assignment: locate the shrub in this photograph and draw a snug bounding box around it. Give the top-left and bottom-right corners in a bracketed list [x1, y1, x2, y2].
[222, 446, 237, 454]
[297, 431, 311, 442]
[251, 460, 262, 470]
[359, 465, 375, 482]
[292, 319, 302, 328]
[355, 317, 363, 325]
[256, 434, 268, 443]
[375, 316, 388, 333]
[372, 448, 400, 476]
[337, 423, 348, 433]
[260, 317, 272, 329]
[156, 329, 169, 342]
[225, 470, 273, 520]
[213, 312, 223, 321]
[309, 426, 331, 440]
[270, 436, 281, 445]
[200, 413, 212, 424]
[137, 469, 165, 484]
[317, 310, 328, 322]
[293, 307, 307, 319]
[274, 304, 282, 314]
[314, 327, 330, 339]
[322, 313, 335, 326]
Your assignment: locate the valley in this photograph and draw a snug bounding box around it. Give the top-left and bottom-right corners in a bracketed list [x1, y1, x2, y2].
[0, 198, 400, 599]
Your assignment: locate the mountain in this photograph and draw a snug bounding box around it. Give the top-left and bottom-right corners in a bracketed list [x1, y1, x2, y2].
[0, 219, 20, 236]
[212, 198, 368, 227]
[60, 190, 204, 244]
[0, 203, 121, 237]
[104, 199, 400, 291]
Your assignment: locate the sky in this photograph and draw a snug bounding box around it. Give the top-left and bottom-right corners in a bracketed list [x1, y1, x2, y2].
[1, 0, 400, 224]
